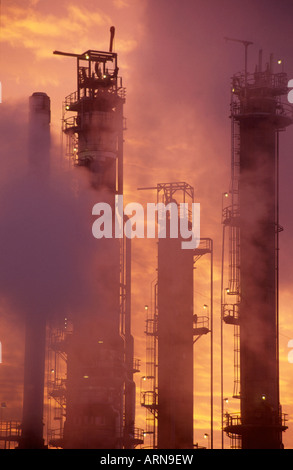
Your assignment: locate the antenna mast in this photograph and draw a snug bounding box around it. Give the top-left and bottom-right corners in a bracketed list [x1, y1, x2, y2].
[224, 37, 253, 84]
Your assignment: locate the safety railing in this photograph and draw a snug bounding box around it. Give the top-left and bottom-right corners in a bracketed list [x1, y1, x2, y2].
[141, 391, 158, 410]
[222, 205, 240, 226]
[232, 71, 288, 93]
[0, 420, 21, 440]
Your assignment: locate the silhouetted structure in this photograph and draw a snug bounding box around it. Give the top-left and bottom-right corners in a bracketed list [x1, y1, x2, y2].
[222, 51, 293, 449]
[140, 183, 213, 449]
[19, 92, 51, 449]
[48, 28, 142, 449]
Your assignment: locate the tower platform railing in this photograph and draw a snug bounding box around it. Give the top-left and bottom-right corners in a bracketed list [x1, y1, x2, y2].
[0, 420, 22, 448]
[222, 205, 240, 226]
[232, 71, 288, 94]
[231, 99, 293, 121]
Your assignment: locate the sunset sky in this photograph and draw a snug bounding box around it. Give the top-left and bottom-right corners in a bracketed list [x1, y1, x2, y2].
[1, 0, 293, 449]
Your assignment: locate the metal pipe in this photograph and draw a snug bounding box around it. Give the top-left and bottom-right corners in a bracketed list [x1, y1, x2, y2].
[210, 239, 214, 449]
[109, 26, 115, 52]
[220, 224, 225, 449]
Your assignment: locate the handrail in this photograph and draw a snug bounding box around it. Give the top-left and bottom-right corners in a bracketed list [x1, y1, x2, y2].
[232, 71, 288, 92]
[0, 420, 22, 438]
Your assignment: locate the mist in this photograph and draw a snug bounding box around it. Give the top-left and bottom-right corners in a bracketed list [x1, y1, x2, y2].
[0, 99, 107, 323]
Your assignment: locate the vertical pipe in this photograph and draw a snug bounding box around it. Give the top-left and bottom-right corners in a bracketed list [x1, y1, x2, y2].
[276, 130, 280, 408]
[124, 233, 136, 449]
[117, 100, 124, 195]
[77, 57, 80, 101]
[210, 239, 214, 449]
[220, 224, 226, 449]
[109, 26, 115, 53]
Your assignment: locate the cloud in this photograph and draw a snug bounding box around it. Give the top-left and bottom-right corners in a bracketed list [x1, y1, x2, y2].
[0, 4, 111, 59]
[113, 0, 130, 8]
[1, 3, 140, 60]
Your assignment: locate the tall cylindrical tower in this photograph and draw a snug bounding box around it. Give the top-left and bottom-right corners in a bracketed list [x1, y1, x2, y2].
[157, 183, 194, 449]
[140, 183, 212, 449]
[19, 92, 51, 449]
[223, 55, 293, 448]
[52, 30, 140, 449]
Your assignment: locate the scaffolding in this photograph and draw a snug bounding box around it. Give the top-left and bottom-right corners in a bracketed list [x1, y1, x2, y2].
[0, 421, 21, 449]
[59, 48, 126, 174]
[140, 295, 158, 449]
[46, 318, 72, 448]
[46, 234, 143, 449]
[220, 69, 242, 448]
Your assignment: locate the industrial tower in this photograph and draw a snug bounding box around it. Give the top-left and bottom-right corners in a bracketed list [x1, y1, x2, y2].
[48, 28, 142, 449]
[222, 49, 293, 449]
[140, 182, 213, 449]
[19, 92, 51, 449]
[157, 183, 194, 449]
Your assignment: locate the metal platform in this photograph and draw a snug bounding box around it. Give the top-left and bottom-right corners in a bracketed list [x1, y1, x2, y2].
[0, 421, 22, 449]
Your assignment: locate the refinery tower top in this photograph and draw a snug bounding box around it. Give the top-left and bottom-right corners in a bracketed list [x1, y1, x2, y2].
[53, 27, 125, 105]
[54, 27, 126, 192]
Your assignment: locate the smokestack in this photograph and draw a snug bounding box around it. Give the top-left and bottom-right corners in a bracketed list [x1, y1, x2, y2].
[18, 92, 51, 449]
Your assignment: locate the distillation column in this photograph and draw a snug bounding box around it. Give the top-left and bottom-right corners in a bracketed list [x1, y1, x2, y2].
[157, 184, 194, 449]
[54, 30, 138, 448]
[224, 55, 293, 448]
[19, 92, 51, 449]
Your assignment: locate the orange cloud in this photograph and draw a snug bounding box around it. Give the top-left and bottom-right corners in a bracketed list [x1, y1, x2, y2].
[0, 3, 140, 60]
